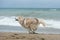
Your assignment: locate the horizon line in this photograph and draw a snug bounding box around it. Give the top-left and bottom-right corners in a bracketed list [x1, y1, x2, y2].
[0, 8, 60, 9]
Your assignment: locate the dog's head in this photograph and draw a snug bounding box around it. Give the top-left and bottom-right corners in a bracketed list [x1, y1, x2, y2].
[15, 16, 24, 21]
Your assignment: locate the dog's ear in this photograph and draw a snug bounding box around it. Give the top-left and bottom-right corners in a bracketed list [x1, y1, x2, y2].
[18, 16, 23, 19]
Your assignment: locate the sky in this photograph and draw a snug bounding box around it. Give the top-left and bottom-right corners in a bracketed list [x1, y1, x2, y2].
[0, 0, 60, 8]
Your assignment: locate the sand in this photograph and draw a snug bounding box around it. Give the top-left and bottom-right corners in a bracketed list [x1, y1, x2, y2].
[0, 32, 60, 40]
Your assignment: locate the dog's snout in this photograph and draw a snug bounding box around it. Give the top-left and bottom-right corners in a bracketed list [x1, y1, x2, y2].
[15, 18, 18, 21]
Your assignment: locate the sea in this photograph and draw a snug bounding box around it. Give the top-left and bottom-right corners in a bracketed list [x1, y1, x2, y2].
[0, 8, 60, 34]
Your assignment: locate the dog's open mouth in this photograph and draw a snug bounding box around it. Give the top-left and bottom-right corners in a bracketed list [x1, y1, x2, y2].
[15, 18, 18, 21]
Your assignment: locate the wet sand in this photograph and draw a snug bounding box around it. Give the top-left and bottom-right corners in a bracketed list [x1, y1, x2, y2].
[0, 32, 60, 40]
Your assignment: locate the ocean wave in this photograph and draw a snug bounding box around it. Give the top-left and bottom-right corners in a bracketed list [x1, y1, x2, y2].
[0, 16, 60, 29]
[49, 9, 56, 11]
[0, 16, 21, 26]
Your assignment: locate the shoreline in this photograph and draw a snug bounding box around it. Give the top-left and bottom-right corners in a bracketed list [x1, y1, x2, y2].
[0, 32, 60, 40]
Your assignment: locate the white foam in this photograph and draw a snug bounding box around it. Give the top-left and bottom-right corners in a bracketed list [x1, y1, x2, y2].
[45, 19, 60, 29]
[0, 16, 21, 26]
[0, 16, 60, 29]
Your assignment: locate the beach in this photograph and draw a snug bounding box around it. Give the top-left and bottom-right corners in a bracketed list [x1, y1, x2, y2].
[0, 32, 60, 40]
[0, 8, 60, 40]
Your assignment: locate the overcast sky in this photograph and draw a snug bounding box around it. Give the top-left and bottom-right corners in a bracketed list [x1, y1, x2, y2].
[0, 0, 60, 8]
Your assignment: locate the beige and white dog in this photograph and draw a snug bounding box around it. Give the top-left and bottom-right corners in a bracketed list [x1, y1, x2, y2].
[15, 16, 46, 34]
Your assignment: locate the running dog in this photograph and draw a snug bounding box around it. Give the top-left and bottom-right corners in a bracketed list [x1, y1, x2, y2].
[15, 16, 46, 34]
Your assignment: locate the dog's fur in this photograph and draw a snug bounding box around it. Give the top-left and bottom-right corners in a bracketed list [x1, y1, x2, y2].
[15, 16, 46, 34]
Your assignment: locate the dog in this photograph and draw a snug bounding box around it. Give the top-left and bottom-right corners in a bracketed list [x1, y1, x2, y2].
[15, 16, 46, 34]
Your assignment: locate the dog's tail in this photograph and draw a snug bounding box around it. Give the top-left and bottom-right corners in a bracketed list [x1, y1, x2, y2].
[38, 19, 46, 27]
